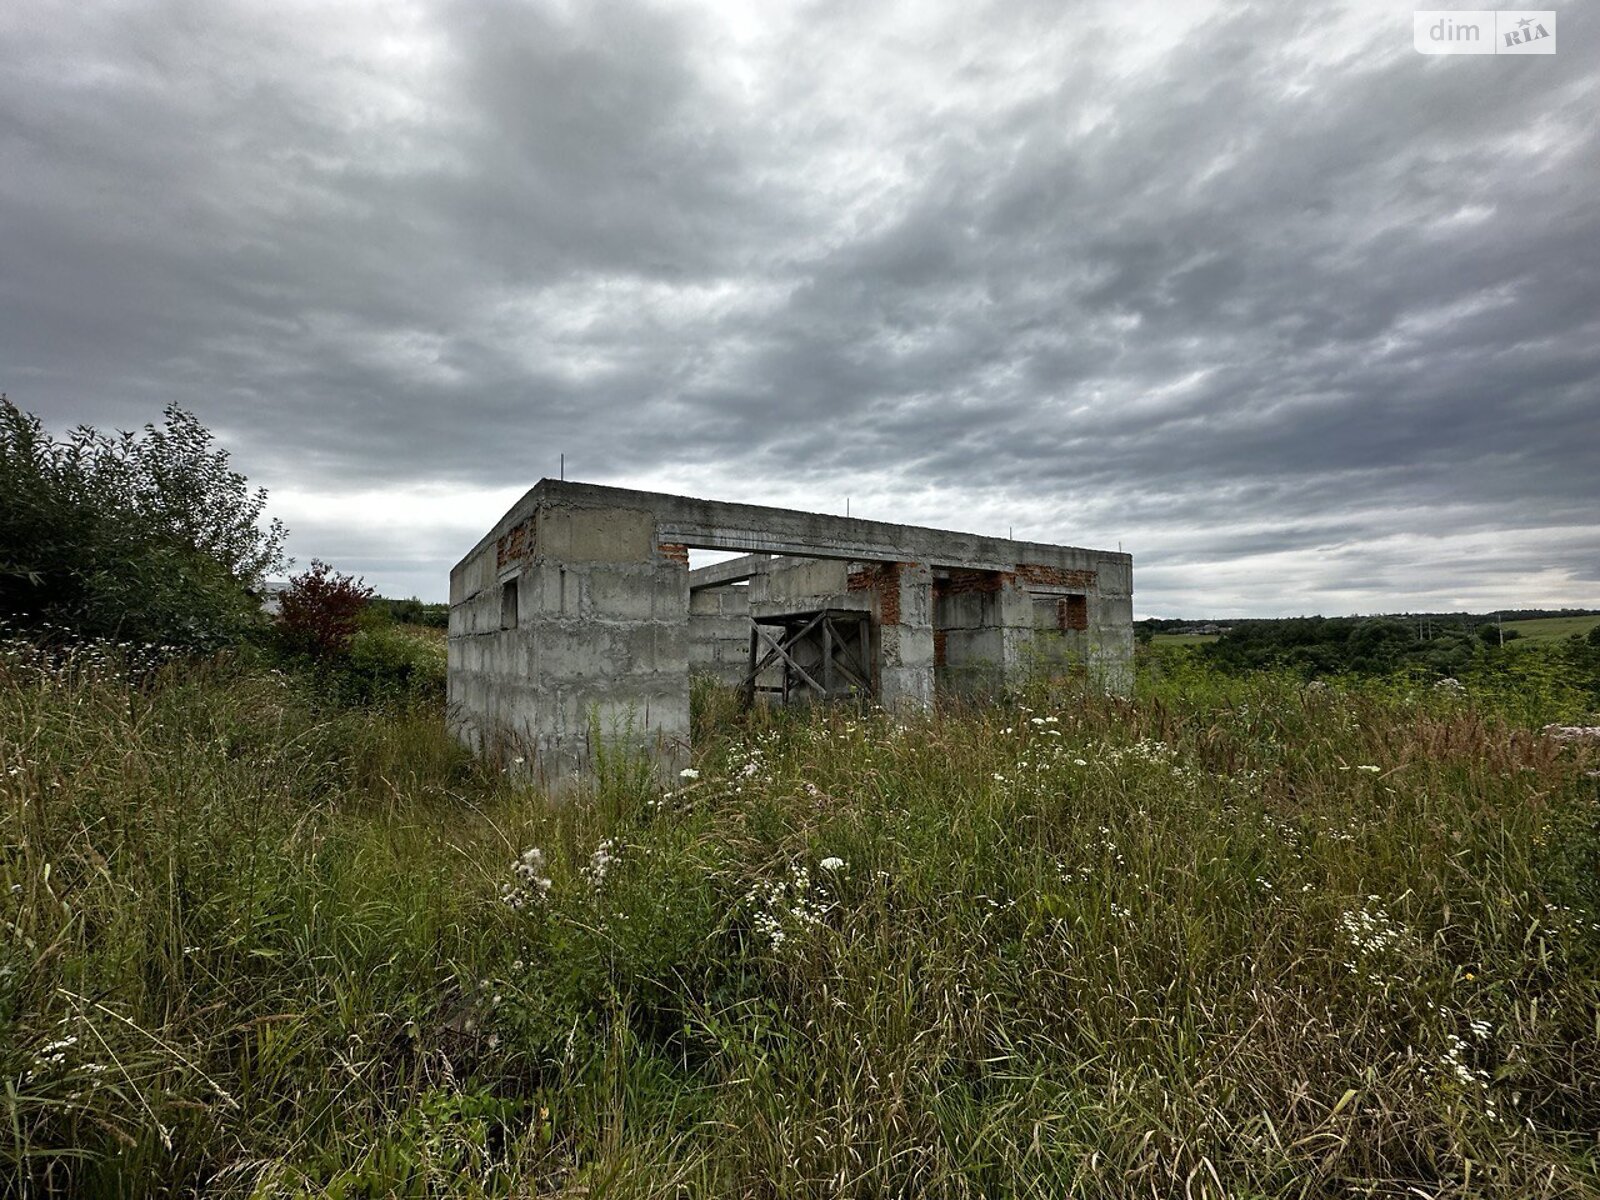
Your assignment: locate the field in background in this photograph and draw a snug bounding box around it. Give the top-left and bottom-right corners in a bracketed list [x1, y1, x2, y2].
[1150, 615, 1600, 651]
[3, 646, 1598, 1197]
[1503, 614, 1600, 645]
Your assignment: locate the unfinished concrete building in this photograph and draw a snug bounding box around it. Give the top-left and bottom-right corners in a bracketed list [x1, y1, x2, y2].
[449, 481, 1132, 788]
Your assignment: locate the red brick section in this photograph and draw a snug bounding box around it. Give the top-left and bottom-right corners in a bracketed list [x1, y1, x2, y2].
[933, 628, 948, 667]
[496, 519, 535, 567]
[939, 568, 1007, 594]
[847, 563, 903, 624]
[1017, 563, 1097, 589]
[1058, 594, 1089, 631]
[656, 542, 690, 567]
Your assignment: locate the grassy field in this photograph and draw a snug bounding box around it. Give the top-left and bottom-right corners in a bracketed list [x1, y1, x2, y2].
[3, 647, 1599, 1197]
[1502, 615, 1600, 646]
[1153, 618, 1600, 651]
[1150, 632, 1220, 646]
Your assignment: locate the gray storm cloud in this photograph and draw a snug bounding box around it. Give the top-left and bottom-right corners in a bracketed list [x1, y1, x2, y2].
[2, 0, 1596, 611]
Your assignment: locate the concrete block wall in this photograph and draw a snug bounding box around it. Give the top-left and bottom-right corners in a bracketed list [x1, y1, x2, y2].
[689, 585, 753, 686]
[849, 562, 934, 711]
[1084, 555, 1135, 693]
[934, 571, 1008, 695]
[449, 498, 688, 791]
[932, 554, 1134, 695]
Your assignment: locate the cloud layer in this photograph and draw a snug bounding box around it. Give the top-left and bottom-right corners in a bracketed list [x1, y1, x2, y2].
[4, 0, 1596, 613]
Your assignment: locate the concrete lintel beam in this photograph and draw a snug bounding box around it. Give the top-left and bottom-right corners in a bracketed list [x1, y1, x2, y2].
[483, 480, 1128, 577]
[687, 553, 774, 591]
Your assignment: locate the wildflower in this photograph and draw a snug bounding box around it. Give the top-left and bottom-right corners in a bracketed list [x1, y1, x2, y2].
[1338, 899, 1406, 960]
[1073, 758, 1088, 766]
[679, 767, 700, 780]
[583, 838, 619, 891]
[747, 864, 829, 951]
[501, 847, 553, 910]
[1542, 723, 1600, 742]
[819, 856, 845, 872]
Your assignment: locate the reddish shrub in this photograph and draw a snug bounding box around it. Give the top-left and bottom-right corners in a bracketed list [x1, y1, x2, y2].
[276, 560, 374, 659]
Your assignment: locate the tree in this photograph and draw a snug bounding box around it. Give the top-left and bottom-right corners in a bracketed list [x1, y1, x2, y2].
[0, 397, 289, 649]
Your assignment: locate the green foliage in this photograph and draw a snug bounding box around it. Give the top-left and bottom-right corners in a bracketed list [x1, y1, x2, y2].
[370, 596, 450, 629]
[0, 397, 287, 650]
[3, 651, 1599, 1196]
[340, 624, 448, 706]
[1480, 623, 1521, 645]
[1200, 615, 1551, 683]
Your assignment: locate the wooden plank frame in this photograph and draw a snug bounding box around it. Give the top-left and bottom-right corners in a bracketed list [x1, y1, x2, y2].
[739, 608, 873, 708]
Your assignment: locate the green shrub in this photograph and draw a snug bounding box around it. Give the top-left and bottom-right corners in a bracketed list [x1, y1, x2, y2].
[340, 623, 448, 705]
[0, 398, 287, 651]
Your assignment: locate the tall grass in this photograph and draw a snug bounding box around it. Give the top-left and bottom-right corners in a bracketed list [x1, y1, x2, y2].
[2, 648, 1597, 1197]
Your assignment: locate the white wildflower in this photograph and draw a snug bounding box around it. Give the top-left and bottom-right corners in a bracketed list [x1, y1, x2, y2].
[583, 838, 619, 891]
[747, 863, 829, 951]
[1542, 723, 1600, 742]
[502, 847, 553, 911]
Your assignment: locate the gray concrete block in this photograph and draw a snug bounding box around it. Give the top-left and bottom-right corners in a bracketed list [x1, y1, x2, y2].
[537, 505, 655, 564]
[769, 557, 849, 599]
[586, 568, 665, 622]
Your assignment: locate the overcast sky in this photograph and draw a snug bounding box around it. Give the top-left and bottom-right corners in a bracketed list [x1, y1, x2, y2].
[3, 0, 1596, 615]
